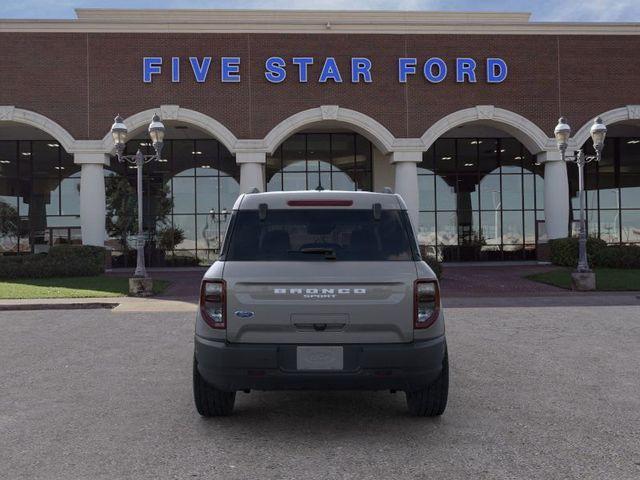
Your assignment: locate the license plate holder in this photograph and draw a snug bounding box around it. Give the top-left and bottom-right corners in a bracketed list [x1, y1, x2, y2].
[296, 346, 344, 371]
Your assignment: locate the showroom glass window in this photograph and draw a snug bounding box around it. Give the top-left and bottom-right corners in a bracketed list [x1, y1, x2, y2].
[569, 137, 640, 244]
[0, 140, 80, 253]
[418, 138, 545, 261]
[266, 133, 373, 192]
[107, 139, 239, 266]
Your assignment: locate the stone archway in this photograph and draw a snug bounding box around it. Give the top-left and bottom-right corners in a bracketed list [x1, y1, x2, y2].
[571, 105, 640, 149]
[0, 106, 76, 153]
[99, 105, 239, 155]
[421, 105, 553, 155]
[262, 105, 397, 155]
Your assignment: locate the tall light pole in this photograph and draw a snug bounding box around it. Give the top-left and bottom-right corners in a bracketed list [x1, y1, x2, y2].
[110, 114, 165, 281]
[553, 116, 607, 284]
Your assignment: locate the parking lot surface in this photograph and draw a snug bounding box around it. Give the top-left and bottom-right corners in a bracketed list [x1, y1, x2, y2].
[1, 304, 639, 479]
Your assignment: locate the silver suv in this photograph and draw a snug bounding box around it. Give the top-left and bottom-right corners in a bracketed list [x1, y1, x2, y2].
[193, 190, 448, 416]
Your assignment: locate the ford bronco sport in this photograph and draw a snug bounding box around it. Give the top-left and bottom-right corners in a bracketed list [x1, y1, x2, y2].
[193, 190, 448, 416]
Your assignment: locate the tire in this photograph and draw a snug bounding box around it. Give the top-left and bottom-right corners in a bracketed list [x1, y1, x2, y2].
[405, 348, 449, 417]
[193, 357, 236, 417]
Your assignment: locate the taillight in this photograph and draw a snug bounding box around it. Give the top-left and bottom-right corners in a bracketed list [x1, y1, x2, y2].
[414, 280, 440, 329]
[200, 280, 226, 329]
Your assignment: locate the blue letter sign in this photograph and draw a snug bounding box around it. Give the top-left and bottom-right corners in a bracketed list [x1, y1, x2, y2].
[142, 55, 508, 84]
[143, 57, 162, 83]
[424, 58, 447, 83]
[319, 57, 343, 83]
[456, 58, 477, 83]
[351, 58, 372, 83]
[398, 58, 417, 83]
[221, 57, 241, 82]
[265, 56, 287, 83]
[487, 58, 508, 83]
[189, 57, 211, 83]
[292, 57, 314, 82]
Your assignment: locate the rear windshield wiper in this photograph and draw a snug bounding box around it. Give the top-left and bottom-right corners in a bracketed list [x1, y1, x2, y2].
[288, 248, 337, 260]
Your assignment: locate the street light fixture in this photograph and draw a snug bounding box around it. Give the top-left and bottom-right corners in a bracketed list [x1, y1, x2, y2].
[553, 116, 607, 279]
[110, 113, 165, 281]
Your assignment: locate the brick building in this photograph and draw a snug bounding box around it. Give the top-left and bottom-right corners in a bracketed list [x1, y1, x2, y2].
[1, 9, 639, 264]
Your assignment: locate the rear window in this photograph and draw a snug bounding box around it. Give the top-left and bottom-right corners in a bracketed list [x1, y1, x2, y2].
[223, 209, 417, 261]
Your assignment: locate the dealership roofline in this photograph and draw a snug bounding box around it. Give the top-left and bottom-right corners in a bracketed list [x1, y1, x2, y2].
[0, 8, 639, 35]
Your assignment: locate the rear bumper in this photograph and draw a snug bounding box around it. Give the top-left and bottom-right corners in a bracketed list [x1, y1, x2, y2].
[194, 335, 446, 392]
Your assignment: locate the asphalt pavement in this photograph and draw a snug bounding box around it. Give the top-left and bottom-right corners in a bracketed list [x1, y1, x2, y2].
[1, 304, 639, 479]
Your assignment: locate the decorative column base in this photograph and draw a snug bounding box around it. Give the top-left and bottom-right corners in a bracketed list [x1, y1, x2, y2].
[129, 277, 154, 297]
[571, 271, 596, 291]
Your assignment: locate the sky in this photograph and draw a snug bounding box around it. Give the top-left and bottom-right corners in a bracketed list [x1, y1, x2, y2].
[1, 0, 640, 22]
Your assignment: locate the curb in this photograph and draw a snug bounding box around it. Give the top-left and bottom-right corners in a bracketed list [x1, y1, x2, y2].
[0, 302, 120, 312]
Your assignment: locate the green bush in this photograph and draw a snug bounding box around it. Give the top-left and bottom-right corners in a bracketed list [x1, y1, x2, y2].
[549, 237, 607, 267]
[550, 237, 640, 269]
[164, 254, 201, 267]
[0, 245, 106, 279]
[593, 245, 640, 269]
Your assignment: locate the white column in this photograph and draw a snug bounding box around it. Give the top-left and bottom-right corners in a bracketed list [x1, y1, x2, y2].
[391, 151, 421, 229]
[539, 151, 569, 239]
[75, 153, 109, 246]
[237, 151, 266, 193]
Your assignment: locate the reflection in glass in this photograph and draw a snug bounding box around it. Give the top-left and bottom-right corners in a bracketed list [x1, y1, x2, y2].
[479, 175, 501, 212]
[266, 133, 372, 193]
[196, 177, 219, 214]
[418, 136, 545, 260]
[418, 175, 435, 211]
[0, 140, 75, 253]
[435, 176, 456, 210]
[436, 212, 457, 245]
[501, 175, 523, 210]
[502, 211, 523, 246]
[105, 138, 239, 265]
[599, 210, 620, 243]
[620, 182, 640, 208]
[172, 177, 195, 214]
[621, 211, 640, 243]
[417, 211, 436, 250]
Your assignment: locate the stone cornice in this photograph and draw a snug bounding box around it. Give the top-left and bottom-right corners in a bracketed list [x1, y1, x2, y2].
[1, 9, 639, 35]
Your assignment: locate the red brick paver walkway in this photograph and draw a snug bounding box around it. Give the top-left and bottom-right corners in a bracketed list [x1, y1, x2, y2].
[440, 265, 564, 297]
[108, 264, 566, 300]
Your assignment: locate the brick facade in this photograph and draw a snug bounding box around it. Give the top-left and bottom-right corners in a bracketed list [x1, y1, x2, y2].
[1, 31, 639, 142]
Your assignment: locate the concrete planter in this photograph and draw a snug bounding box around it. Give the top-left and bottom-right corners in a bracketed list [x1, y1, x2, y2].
[571, 272, 596, 291]
[129, 277, 154, 297]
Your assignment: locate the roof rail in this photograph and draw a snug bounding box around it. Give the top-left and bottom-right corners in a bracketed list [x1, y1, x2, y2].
[382, 187, 393, 194]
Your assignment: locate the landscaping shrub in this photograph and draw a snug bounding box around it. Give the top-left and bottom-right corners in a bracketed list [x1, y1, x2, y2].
[164, 254, 201, 267]
[550, 237, 640, 269]
[0, 245, 106, 279]
[592, 245, 640, 269]
[549, 237, 607, 267]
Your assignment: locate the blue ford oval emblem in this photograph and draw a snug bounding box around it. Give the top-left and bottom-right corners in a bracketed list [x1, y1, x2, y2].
[234, 310, 255, 318]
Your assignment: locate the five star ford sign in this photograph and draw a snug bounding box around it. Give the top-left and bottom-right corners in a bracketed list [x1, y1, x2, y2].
[142, 56, 508, 84]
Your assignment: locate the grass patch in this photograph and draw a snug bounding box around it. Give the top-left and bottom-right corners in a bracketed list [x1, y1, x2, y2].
[526, 268, 640, 291]
[0, 276, 170, 299]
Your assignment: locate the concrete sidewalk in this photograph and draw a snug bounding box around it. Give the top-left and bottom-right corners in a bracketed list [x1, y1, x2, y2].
[1, 264, 638, 311]
[0, 295, 197, 312]
[1, 291, 639, 312]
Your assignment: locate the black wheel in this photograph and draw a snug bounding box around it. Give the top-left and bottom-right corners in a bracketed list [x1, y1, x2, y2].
[405, 348, 449, 417]
[193, 357, 236, 417]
